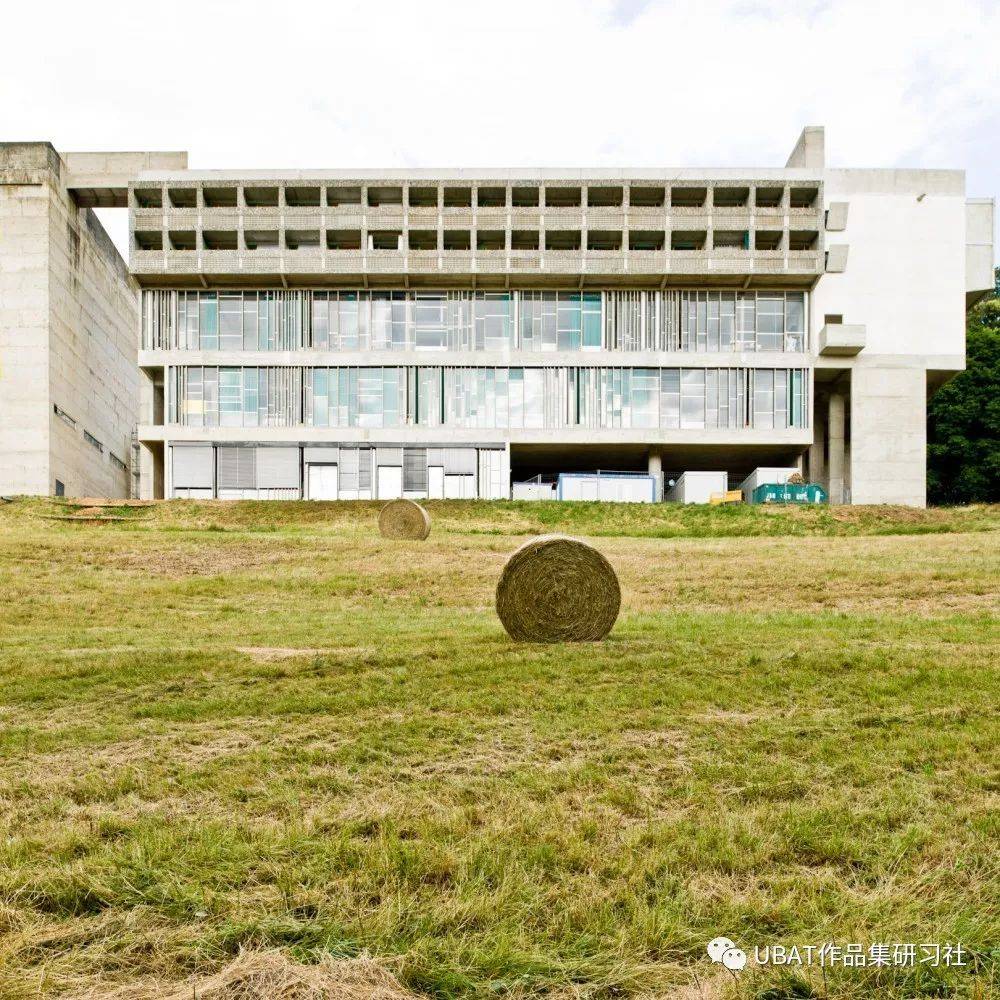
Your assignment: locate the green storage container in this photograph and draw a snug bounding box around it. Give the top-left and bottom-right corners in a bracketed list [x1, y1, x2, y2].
[751, 483, 827, 505]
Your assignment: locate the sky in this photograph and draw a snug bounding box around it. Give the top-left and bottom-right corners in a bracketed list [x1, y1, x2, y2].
[2, 0, 997, 259]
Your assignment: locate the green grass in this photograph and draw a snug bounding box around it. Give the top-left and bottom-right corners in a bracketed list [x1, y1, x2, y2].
[0, 499, 997, 998]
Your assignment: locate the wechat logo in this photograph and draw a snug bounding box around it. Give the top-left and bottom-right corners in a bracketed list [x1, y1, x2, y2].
[708, 936, 747, 972]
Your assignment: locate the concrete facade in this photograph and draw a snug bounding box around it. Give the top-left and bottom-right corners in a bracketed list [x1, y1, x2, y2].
[1, 130, 993, 505]
[0, 144, 148, 497]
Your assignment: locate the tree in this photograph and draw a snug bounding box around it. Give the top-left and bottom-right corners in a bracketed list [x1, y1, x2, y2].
[926, 267, 1000, 504]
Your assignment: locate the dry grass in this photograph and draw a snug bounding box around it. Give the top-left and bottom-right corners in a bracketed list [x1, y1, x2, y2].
[0, 499, 997, 999]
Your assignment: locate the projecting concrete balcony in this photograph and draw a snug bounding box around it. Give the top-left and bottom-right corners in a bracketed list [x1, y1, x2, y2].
[130, 244, 826, 284]
[818, 323, 866, 356]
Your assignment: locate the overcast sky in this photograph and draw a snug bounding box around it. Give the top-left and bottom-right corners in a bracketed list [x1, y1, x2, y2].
[2, 0, 997, 259]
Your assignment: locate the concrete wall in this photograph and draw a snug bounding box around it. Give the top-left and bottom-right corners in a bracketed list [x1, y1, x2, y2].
[0, 145, 55, 494]
[850, 365, 925, 506]
[810, 168, 969, 506]
[0, 143, 138, 497]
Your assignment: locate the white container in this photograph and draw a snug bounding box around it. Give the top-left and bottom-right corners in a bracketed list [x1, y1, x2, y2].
[663, 471, 728, 504]
[739, 467, 800, 502]
[557, 473, 656, 503]
[512, 481, 557, 500]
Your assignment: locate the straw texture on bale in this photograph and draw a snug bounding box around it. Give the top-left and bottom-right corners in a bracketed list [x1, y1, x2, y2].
[495, 534, 620, 642]
[378, 499, 431, 540]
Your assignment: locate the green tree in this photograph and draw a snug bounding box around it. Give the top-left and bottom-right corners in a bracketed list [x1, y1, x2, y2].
[927, 267, 1000, 504]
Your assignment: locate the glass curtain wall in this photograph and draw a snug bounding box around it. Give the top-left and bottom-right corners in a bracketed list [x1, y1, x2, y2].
[173, 366, 807, 430]
[144, 290, 806, 353]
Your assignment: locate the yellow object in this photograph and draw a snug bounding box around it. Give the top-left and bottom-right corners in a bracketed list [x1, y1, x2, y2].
[709, 490, 743, 505]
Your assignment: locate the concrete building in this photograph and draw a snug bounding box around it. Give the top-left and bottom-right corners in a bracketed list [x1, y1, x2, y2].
[1, 129, 993, 505]
[0, 143, 185, 497]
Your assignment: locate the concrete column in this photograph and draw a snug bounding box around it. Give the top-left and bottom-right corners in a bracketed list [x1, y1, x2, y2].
[647, 449, 663, 501]
[808, 403, 826, 486]
[827, 391, 845, 504]
[138, 443, 155, 500]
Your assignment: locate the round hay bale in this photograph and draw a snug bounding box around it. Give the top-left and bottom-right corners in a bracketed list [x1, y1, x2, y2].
[378, 499, 431, 540]
[495, 534, 620, 643]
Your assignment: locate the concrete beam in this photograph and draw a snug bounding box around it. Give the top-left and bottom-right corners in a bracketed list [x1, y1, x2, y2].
[64, 151, 189, 206]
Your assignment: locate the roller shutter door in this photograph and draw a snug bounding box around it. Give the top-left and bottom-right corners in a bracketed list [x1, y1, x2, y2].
[403, 448, 428, 491]
[256, 447, 300, 488]
[218, 447, 256, 490]
[172, 445, 214, 489]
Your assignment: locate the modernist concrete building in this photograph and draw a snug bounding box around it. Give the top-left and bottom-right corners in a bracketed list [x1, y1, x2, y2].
[1, 129, 994, 505]
[0, 143, 185, 497]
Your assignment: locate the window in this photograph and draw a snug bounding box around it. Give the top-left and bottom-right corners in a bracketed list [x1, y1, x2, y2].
[327, 230, 361, 249]
[284, 187, 320, 207]
[244, 187, 279, 207]
[671, 187, 707, 207]
[135, 231, 162, 250]
[443, 187, 472, 207]
[53, 404, 76, 427]
[54, 480, 65, 497]
[409, 187, 438, 207]
[713, 230, 749, 249]
[545, 230, 581, 251]
[409, 230, 438, 250]
[629, 230, 664, 251]
[713, 187, 749, 207]
[630, 186, 665, 207]
[545, 187, 581, 207]
[367, 186, 402, 206]
[203, 230, 237, 250]
[512, 186, 539, 207]
[476, 230, 505, 250]
[285, 230, 320, 249]
[755, 187, 783, 208]
[134, 187, 162, 208]
[671, 231, 705, 250]
[168, 188, 197, 208]
[511, 230, 539, 250]
[83, 430, 103, 452]
[789, 187, 819, 208]
[789, 230, 819, 250]
[588, 231, 621, 251]
[169, 231, 196, 250]
[755, 231, 782, 250]
[756, 295, 784, 351]
[203, 187, 237, 207]
[477, 187, 506, 207]
[587, 186, 623, 207]
[443, 230, 471, 250]
[244, 230, 278, 249]
[327, 186, 361, 206]
[369, 230, 402, 250]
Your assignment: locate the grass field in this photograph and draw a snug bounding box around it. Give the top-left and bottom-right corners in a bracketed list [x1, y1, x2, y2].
[0, 498, 998, 999]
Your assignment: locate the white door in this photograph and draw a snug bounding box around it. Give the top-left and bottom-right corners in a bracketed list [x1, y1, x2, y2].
[428, 466, 445, 499]
[377, 465, 403, 499]
[307, 464, 339, 500]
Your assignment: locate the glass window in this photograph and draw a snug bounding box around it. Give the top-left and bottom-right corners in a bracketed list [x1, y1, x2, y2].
[785, 293, 805, 351]
[757, 295, 784, 351]
[681, 369, 706, 428]
[199, 293, 218, 350]
[219, 294, 242, 351]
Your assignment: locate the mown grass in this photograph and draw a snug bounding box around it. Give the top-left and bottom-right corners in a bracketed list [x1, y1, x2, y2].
[0, 498, 997, 999]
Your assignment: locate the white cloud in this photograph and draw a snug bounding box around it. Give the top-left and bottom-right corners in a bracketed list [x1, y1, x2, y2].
[1, 0, 995, 257]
